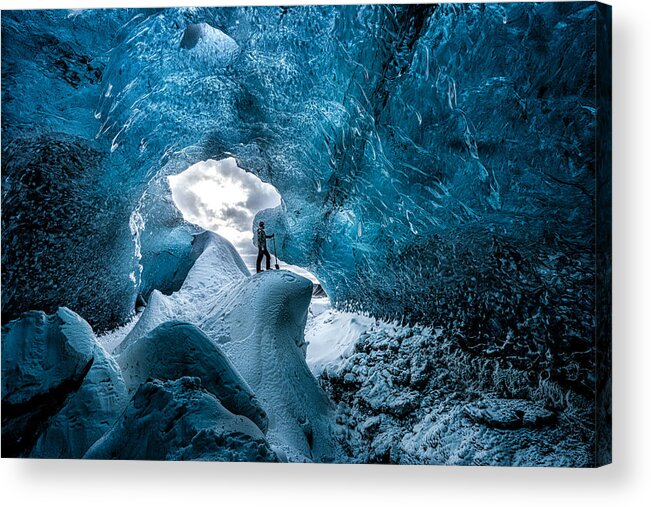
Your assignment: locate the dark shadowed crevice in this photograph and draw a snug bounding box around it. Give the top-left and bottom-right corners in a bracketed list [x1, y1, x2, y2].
[1, 357, 94, 457]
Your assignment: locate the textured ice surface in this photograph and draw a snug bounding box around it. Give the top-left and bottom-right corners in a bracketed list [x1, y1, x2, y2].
[1, 4, 604, 464]
[463, 398, 556, 430]
[30, 331, 128, 458]
[2, 308, 95, 406]
[84, 377, 277, 462]
[2, 4, 598, 338]
[199, 270, 336, 462]
[2, 308, 127, 457]
[316, 314, 593, 466]
[114, 231, 337, 462]
[135, 177, 204, 301]
[117, 320, 268, 433]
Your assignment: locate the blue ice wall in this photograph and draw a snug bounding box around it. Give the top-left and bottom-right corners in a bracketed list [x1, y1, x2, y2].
[2, 9, 139, 329]
[2, 2, 599, 390]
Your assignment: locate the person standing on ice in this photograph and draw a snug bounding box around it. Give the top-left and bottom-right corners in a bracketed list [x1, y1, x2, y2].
[256, 221, 275, 273]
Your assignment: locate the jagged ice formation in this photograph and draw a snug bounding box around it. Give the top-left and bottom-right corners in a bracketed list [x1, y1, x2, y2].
[2, 4, 608, 464]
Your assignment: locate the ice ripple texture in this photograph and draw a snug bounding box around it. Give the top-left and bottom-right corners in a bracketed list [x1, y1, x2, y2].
[2, 3, 604, 461]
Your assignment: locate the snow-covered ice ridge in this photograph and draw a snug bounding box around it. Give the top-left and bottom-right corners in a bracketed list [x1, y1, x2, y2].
[3, 233, 338, 462]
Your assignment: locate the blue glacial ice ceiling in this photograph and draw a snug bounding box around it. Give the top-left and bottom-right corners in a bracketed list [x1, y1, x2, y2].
[2, 2, 608, 463]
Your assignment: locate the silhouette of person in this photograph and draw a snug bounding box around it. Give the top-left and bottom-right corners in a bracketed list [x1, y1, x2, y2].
[256, 221, 274, 273]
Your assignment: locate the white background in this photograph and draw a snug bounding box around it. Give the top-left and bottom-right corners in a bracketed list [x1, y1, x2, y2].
[1, 0, 649, 505]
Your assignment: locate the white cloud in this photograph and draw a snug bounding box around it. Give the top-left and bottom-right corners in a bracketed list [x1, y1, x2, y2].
[168, 157, 281, 255]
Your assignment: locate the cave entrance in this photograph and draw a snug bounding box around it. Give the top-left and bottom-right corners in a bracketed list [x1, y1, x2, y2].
[167, 157, 319, 285]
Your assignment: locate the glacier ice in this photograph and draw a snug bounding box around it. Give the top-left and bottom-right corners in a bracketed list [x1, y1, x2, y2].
[30, 330, 128, 458]
[2, 4, 598, 340]
[115, 231, 337, 462]
[1, 3, 607, 465]
[84, 377, 277, 462]
[135, 176, 204, 301]
[1, 236, 318, 461]
[2, 308, 128, 457]
[117, 320, 268, 433]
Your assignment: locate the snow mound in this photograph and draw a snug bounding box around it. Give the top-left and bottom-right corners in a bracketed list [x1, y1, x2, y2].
[2, 308, 127, 457]
[2, 308, 94, 406]
[114, 231, 249, 354]
[305, 307, 377, 375]
[117, 320, 268, 433]
[114, 290, 178, 354]
[84, 377, 277, 462]
[113, 232, 338, 462]
[201, 269, 336, 462]
[180, 230, 251, 292]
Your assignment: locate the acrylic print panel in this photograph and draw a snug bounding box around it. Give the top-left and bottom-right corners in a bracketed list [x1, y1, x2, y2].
[1, 2, 611, 466]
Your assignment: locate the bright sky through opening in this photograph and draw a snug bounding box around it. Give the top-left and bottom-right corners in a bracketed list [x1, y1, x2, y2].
[168, 158, 318, 283]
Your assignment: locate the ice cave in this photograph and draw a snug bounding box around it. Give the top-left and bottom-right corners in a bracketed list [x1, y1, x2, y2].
[1, 4, 610, 465]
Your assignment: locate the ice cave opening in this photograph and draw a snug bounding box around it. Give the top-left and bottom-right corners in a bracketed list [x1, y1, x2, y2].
[167, 157, 321, 286]
[1, 4, 608, 465]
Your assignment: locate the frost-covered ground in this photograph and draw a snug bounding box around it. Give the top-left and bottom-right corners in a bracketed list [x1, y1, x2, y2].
[304, 300, 592, 466]
[215, 287, 590, 466]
